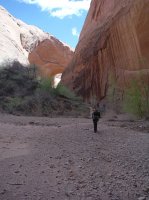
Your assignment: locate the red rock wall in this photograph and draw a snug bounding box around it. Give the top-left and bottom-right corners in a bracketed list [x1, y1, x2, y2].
[61, 0, 149, 100]
[29, 37, 73, 77]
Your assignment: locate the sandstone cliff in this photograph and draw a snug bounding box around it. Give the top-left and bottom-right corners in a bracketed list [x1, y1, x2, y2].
[0, 6, 73, 76]
[29, 38, 73, 77]
[61, 0, 149, 100]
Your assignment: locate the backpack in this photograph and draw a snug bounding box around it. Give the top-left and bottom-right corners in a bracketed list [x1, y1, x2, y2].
[92, 111, 100, 121]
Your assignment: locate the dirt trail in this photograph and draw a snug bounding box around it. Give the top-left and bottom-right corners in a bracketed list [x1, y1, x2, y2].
[0, 113, 149, 200]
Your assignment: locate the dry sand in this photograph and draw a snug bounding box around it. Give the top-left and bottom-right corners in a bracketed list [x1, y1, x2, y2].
[0, 113, 149, 200]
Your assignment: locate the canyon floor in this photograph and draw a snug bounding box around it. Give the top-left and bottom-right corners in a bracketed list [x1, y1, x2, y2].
[0, 113, 149, 200]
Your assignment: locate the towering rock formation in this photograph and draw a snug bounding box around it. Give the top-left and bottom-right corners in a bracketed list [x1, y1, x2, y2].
[0, 6, 73, 76]
[29, 38, 73, 77]
[61, 0, 149, 100]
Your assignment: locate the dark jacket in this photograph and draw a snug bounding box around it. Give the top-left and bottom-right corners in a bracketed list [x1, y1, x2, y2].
[92, 110, 101, 122]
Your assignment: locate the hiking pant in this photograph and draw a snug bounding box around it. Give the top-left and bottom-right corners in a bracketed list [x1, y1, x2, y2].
[93, 120, 98, 133]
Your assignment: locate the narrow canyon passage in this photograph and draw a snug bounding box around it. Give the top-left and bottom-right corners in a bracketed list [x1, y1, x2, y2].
[0, 114, 149, 200]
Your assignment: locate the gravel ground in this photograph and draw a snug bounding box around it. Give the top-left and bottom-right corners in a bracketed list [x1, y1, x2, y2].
[0, 113, 149, 200]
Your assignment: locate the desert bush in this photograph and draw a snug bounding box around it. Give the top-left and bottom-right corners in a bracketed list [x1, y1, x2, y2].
[0, 61, 88, 116]
[2, 97, 22, 113]
[0, 62, 38, 113]
[39, 78, 53, 91]
[38, 79, 79, 100]
[0, 62, 38, 97]
[123, 80, 149, 118]
[106, 71, 149, 118]
[54, 83, 78, 100]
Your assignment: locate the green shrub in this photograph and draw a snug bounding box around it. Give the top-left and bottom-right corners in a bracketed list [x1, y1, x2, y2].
[54, 83, 77, 99]
[3, 97, 22, 113]
[0, 61, 88, 117]
[39, 78, 53, 92]
[123, 80, 149, 118]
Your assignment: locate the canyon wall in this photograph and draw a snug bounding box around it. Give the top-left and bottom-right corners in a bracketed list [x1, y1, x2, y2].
[29, 38, 73, 77]
[61, 0, 149, 100]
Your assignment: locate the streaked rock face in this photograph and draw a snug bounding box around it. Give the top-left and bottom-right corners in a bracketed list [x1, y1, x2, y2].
[61, 0, 149, 100]
[0, 6, 73, 76]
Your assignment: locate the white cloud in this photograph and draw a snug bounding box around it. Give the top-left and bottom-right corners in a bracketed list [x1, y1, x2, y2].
[17, 0, 91, 19]
[72, 27, 79, 38]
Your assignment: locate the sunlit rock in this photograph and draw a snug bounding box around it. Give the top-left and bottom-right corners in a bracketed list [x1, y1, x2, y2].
[0, 6, 73, 77]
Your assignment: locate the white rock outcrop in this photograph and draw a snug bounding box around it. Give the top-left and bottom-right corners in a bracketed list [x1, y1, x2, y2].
[0, 6, 72, 66]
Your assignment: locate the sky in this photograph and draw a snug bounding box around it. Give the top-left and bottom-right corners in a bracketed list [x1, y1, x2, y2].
[0, 0, 91, 49]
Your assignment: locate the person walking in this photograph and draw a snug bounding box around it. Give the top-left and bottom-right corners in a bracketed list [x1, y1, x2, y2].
[92, 108, 101, 133]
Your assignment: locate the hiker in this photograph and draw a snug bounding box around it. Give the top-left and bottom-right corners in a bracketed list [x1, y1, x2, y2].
[92, 108, 101, 133]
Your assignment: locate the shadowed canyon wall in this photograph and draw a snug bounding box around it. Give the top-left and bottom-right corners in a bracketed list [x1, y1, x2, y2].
[61, 0, 149, 101]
